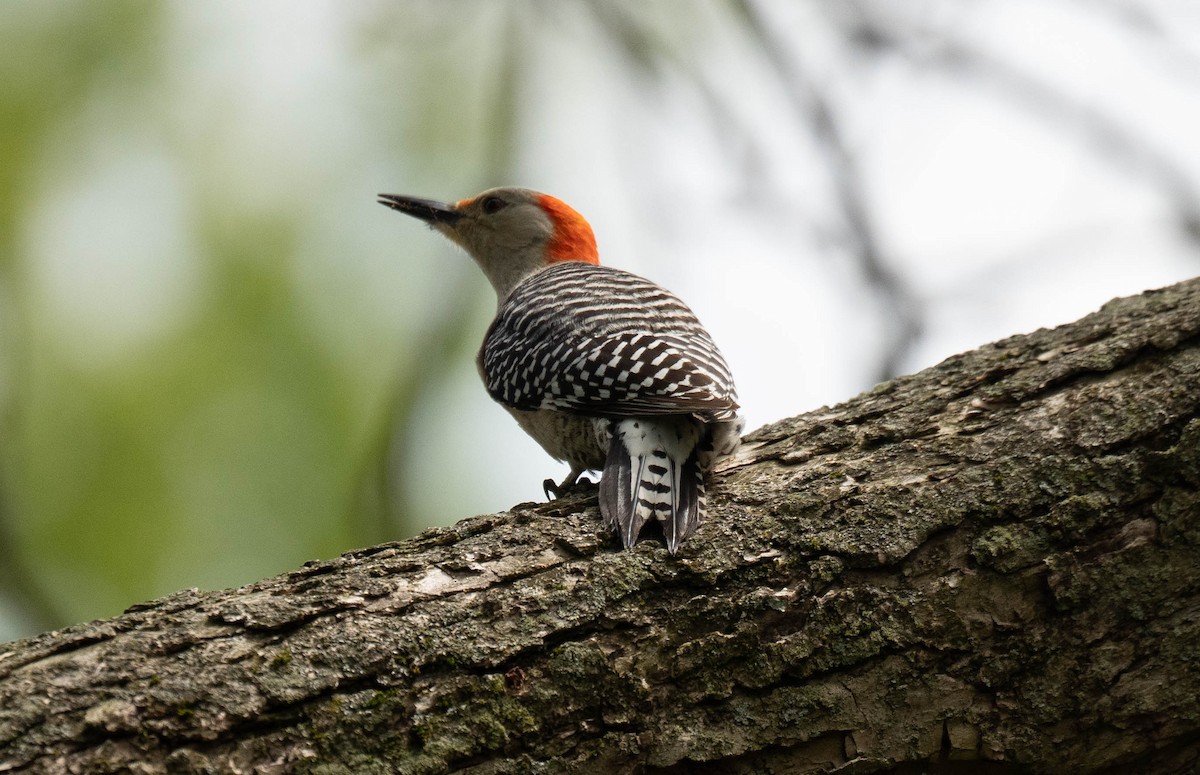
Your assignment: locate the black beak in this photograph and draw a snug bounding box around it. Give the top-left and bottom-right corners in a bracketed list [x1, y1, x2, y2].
[378, 193, 461, 226]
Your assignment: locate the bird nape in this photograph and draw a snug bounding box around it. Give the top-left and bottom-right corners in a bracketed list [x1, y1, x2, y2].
[379, 187, 743, 553]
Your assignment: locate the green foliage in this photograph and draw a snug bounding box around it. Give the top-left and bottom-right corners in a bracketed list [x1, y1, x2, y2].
[0, 2, 501, 634]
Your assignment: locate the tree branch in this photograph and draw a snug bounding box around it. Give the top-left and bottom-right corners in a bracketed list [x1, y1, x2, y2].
[3, 279, 1199, 774]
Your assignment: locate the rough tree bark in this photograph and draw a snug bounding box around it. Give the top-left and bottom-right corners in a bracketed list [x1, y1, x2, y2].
[2, 279, 1199, 775]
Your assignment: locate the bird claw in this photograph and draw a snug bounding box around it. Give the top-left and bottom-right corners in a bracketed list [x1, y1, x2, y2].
[544, 472, 595, 500]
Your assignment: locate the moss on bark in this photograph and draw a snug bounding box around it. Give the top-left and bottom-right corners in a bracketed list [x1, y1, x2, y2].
[2, 279, 1199, 774]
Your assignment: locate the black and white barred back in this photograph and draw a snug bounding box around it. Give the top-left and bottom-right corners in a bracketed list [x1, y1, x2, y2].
[481, 262, 742, 552]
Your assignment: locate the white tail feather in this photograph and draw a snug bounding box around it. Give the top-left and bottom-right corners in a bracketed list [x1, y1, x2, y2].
[599, 417, 704, 553]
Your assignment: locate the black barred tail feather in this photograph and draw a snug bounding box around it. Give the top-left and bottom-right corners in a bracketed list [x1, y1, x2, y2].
[599, 416, 705, 554]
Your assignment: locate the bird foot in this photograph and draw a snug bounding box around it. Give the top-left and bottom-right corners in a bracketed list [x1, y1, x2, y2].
[543, 473, 596, 500]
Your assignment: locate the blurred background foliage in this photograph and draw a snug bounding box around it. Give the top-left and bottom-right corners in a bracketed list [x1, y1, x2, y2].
[1, 1, 1197, 639]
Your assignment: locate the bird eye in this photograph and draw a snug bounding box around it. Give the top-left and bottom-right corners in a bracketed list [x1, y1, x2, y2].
[481, 196, 508, 215]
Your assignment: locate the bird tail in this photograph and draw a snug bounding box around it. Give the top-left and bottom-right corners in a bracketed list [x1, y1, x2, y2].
[599, 417, 704, 554]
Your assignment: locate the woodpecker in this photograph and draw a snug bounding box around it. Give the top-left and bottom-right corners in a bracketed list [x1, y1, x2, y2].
[378, 187, 742, 553]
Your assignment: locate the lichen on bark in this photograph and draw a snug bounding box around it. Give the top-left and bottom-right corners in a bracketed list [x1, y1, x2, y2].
[2, 279, 1199, 774]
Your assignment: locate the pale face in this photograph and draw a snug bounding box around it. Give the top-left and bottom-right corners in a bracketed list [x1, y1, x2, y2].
[437, 188, 555, 262]
[380, 186, 592, 302]
[436, 188, 558, 301]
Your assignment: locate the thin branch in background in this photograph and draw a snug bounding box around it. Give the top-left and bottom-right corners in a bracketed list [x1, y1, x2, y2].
[371, 5, 527, 538]
[951, 46, 1200, 246]
[1086, 0, 1165, 32]
[853, 7, 1200, 249]
[1071, 0, 1200, 243]
[581, 1, 923, 382]
[579, 1, 776, 188]
[734, 0, 925, 382]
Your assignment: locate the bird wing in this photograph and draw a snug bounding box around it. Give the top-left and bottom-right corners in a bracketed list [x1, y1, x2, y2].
[480, 263, 739, 420]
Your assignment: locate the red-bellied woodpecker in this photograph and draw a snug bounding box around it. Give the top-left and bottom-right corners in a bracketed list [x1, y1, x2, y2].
[379, 187, 742, 553]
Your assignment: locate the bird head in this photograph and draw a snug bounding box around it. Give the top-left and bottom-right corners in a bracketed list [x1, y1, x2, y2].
[379, 187, 598, 302]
